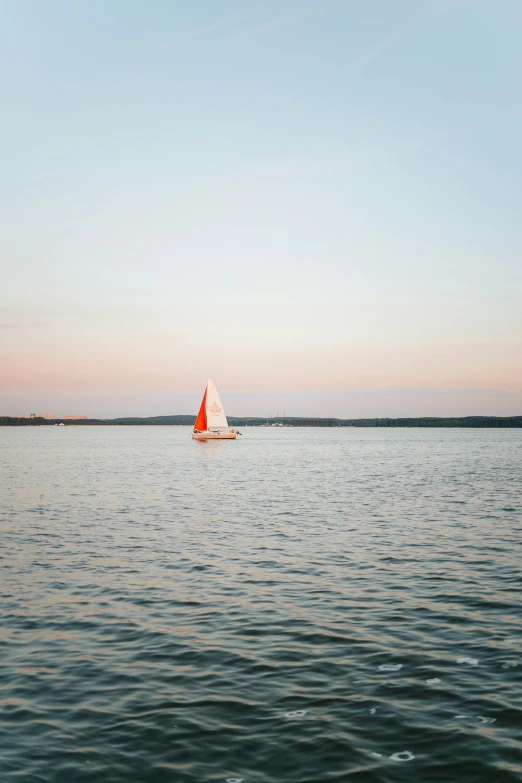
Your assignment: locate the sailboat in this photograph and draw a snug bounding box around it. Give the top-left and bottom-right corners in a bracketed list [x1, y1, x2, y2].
[192, 378, 239, 440]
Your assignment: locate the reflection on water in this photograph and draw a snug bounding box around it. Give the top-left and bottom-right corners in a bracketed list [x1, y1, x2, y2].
[1, 426, 521, 782]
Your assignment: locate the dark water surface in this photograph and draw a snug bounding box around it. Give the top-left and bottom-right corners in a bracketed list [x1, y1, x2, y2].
[1, 426, 522, 783]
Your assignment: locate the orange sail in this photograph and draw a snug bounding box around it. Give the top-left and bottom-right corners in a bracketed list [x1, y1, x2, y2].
[194, 389, 207, 431]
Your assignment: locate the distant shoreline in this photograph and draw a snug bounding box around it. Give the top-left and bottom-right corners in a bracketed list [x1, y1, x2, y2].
[2, 415, 521, 428]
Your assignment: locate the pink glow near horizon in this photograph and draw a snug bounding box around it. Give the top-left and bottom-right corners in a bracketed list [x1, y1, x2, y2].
[2, 333, 521, 418]
[2, 328, 521, 395]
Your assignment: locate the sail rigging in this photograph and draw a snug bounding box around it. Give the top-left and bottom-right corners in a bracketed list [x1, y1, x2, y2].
[192, 378, 237, 439]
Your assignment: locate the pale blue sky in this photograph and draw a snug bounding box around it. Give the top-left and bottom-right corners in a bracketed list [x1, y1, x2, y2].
[1, 0, 521, 417]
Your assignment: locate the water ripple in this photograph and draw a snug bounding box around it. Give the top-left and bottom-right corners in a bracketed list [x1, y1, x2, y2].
[1, 427, 522, 782]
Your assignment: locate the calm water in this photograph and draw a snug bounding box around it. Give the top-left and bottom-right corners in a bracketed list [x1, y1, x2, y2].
[1, 426, 522, 783]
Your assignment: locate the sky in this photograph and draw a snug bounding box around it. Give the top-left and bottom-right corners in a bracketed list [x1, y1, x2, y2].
[1, 0, 521, 418]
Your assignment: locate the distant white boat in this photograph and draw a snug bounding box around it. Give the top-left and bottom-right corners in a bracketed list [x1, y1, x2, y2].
[192, 378, 239, 440]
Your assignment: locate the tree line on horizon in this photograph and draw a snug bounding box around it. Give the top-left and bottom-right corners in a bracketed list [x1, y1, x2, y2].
[2, 415, 521, 428]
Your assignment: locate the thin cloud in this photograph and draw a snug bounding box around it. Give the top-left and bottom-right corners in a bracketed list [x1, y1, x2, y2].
[226, 7, 320, 41]
[226, 388, 515, 398]
[350, 0, 490, 74]
[190, 8, 266, 38]
[196, 1, 326, 44]
[0, 323, 49, 330]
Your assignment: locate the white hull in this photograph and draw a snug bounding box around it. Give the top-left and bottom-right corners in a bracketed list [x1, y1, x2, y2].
[191, 430, 238, 440]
